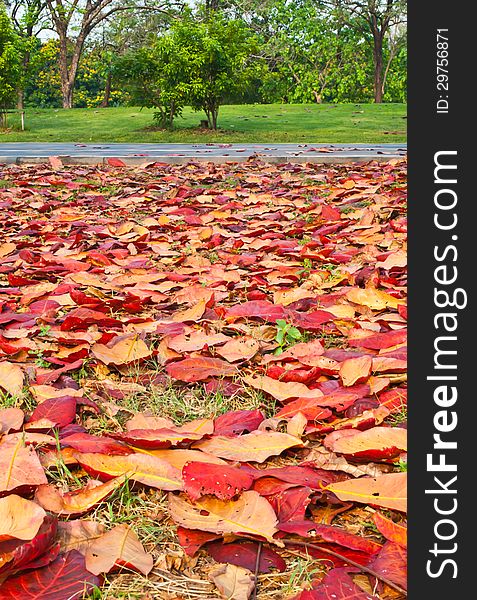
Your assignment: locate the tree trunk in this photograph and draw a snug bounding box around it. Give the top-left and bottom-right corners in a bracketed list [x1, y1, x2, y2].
[100, 71, 112, 108]
[17, 90, 24, 110]
[372, 32, 384, 103]
[58, 29, 86, 109]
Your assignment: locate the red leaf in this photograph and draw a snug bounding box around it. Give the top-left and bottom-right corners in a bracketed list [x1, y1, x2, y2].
[213, 409, 264, 436]
[166, 357, 237, 382]
[0, 550, 102, 599]
[225, 301, 287, 323]
[367, 541, 407, 590]
[377, 387, 407, 413]
[268, 486, 312, 523]
[176, 527, 222, 557]
[35, 360, 84, 386]
[61, 433, 132, 455]
[279, 523, 382, 555]
[293, 567, 379, 599]
[111, 428, 205, 449]
[251, 465, 342, 491]
[206, 541, 286, 574]
[0, 515, 58, 579]
[277, 401, 332, 421]
[348, 329, 407, 350]
[183, 462, 254, 501]
[107, 158, 127, 167]
[29, 396, 77, 428]
[323, 427, 407, 461]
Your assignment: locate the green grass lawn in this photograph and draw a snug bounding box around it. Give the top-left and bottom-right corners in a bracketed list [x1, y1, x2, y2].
[0, 103, 406, 143]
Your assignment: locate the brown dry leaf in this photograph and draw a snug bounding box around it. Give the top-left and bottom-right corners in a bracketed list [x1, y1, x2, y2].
[0, 362, 24, 397]
[0, 495, 46, 542]
[194, 430, 304, 463]
[168, 490, 280, 545]
[91, 335, 151, 365]
[167, 331, 230, 353]
[216, 337, 260, 362]
[306, 446, 391, 478]
[57, 520, 106, 554]
[0, 434, 48, 493]
[346, 288, 403, 310]
[325, 472, 407, 512]
[210, 563, 256, 600]
[85, 524, 153, 575]
[340, 355, 373, 386]
[243, 374, 323, 402]
[125, 413, 175, 431]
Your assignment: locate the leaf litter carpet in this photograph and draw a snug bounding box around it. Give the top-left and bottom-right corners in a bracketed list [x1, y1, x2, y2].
[0, 158, 407, 599]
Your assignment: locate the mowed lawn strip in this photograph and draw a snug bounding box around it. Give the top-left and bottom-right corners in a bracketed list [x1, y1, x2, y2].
[1, 103, 406, 143]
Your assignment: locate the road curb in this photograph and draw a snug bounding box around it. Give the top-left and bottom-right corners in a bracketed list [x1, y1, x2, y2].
[0, 153, 405, 166]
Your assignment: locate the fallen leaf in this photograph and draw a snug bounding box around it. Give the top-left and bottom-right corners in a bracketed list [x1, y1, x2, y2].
[85, 524, 153, 576]
[0, 495, 46, 542]
[57, 520, 106, 554]
[92, 335, 151, 365]
[373, 513, 407, 547]
[0, 550, 101, 599]
[243, 375, 323, 402]
[183, 462, 254, 500]
[35, 476, 127, 516]
[206, 541, 286, 574]
[210, 563, 255, 600]
[0, 434, 48, 493]
[169, 490, 280, 544]
[325, 473, 407, 512]
[194, 431, 304, 463]
[0, 362, 24, 397]
[167, 357, 238, 382]
[73, 452, 183, 490]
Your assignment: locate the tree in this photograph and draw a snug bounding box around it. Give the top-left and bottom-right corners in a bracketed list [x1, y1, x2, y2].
[44, 0, 175, 109]
[253, 0, 373, 104]
[114, 38, 189, 128]
[5, 0, 48, 108]
[0, 3, 22, 120]
[328, 0, 406, 102]
[170, 13, 260, 129]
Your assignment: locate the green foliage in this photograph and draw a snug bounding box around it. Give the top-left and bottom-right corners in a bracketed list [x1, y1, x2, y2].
[0, 5, 22, 111]
[114, 11, 261, 129]
[274, 319, 302, 355]
[168, 13, 261, 129]
[113, 36, 189, 128]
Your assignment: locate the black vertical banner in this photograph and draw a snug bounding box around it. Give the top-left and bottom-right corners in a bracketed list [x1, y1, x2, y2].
[408, 0, 474, 597]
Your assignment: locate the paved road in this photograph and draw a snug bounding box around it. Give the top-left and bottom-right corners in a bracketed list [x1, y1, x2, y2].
[0, 142, 407, 164]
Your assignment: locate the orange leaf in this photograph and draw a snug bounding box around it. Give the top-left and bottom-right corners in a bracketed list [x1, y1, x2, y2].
[91, 335, 151, 365]
[35, 476, 127, 516]
[193, 431, 303, 463]
[339, 355, 373, 387]
[169, 490, 280, 545]
[243, 375, 323, 402]
[0, 434, 47, 493]
[0, 362, 24, 397]
[373, 512, 407, 547]
[325, 473, 407, 512]
[73, 452, 183, 491]
[0, 495, 46, 542]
